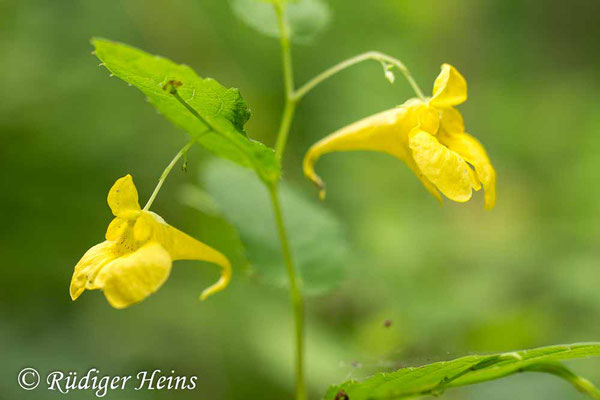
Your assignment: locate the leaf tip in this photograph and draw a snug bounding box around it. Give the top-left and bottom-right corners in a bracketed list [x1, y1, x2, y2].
[89, 36, 106, 49]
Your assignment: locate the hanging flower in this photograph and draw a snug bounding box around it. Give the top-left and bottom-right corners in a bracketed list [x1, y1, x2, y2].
[70, 175, 231, 309]
[303, 64, 496, 209]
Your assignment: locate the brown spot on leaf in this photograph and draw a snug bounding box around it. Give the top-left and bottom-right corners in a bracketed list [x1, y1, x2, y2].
[162, 80, 183, 94]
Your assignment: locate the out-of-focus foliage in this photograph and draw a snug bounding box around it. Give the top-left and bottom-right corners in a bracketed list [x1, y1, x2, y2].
[1, 0, 600, 399]
[187, 159, 348, 294]
[229, 0, 331, 43]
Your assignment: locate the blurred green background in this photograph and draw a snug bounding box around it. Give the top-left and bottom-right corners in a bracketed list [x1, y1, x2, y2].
[2, 0, 600, 399]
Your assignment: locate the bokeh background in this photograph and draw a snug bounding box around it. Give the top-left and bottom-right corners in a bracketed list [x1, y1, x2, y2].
[1, 0, 600, 399]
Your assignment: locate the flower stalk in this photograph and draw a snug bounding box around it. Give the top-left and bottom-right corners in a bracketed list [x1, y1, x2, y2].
[292, 51, 427, 102]
[143, 140, 195, 211]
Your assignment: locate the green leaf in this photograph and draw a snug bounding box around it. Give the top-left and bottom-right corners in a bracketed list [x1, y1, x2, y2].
[324, 343, 600, 400]
[92, 38, 280, 183]
[185, 159, 348, 294]
[230, 0, 331, 43]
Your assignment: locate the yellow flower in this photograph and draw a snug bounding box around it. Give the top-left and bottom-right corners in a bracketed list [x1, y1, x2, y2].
[303, 64, 496, 210]
[70, 175, 231, 309]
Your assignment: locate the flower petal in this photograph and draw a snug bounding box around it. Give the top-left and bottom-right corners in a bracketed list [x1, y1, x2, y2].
[416, 104, 441, 134]
[466, 164, 482, 191]
[107, 175, 141, 218]
[430, 64, 467, 107]
[70, 241, 118, 301]
[439, 106, 465, 135]
[94, 243, 172, 309]
[409, 129, 474, 202]
[439, 132, 497, 210]
[105, 217, 129, 241]
[303, 102, 434, 199]
[404, 155, 443, 203]
[135, 211, 232, 300]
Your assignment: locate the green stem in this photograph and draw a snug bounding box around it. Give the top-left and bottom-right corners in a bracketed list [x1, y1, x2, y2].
[273, 0, 297, 161]
[268, 184, 306, 400]
[292, 51, 426, 102]
[274, 1, 295, 99]
[272, 2, 306, 400]
[275, 100, 297, 161]
[143, 140, 195, 211]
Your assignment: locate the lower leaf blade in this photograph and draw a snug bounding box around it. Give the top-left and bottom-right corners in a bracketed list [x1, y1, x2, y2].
[324, 343, 600, 400]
